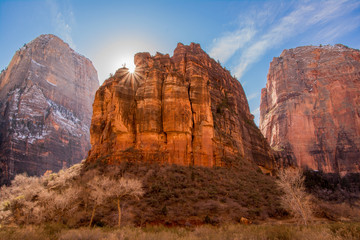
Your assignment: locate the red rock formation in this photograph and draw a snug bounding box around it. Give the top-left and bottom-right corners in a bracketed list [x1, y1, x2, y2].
[0, 34, 99, 184]
[260, 44, 360, 174]
[88, 43, 275, 169]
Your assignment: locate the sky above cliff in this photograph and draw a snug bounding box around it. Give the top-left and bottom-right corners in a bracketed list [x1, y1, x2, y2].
[1, 0, 360, 125]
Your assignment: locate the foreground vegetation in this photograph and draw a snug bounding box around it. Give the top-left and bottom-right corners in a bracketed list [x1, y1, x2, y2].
[1, 158, 287, 227]
[1, 156, 360, 240]
[1, 222, 360, 240]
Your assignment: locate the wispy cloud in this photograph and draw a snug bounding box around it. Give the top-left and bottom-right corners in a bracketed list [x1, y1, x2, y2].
[247, 92, 259, 101]
[209, 28, 256, 63]
[314, 15, 360, 42]
[251, 107, 260, 115]
[47, 0, 76, 49]
[251, 107, 260, 126]
[210, 0, 360, 80]
[209, 3, 278, 64]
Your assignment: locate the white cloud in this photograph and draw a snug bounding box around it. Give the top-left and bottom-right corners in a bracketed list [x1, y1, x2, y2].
[315, 17, 360, 42]
[247, 92, 259, 101]
[314, 15, 360, 42]
[210, 0, 360, 80]
[251, 107, 260, 126]
[47, 0, 76, 49]
[209, 28, 256, 63]
[251, 107, 260, 115]
[208, 4, 277, 64]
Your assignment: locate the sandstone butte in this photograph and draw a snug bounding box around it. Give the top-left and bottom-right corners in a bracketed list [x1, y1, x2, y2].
[0, 34, 99, 185]
[260, 44, 360, 175]
[87, 42, 275, 170]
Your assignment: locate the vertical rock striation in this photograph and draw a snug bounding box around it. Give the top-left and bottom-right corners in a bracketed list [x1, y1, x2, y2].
[0, 34, 99, 184]
[88, 43, 275, 169]
[260, 44, 360, 174]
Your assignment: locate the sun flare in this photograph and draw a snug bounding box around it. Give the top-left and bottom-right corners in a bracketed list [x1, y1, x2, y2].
[127, 63, 136, 73]
[116, 63, 144, 91]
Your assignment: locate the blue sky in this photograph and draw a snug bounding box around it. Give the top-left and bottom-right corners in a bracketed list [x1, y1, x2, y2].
[1, 0, 360, 125]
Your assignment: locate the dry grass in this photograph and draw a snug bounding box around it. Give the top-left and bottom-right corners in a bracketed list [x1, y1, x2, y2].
[1, 222, 359, 240]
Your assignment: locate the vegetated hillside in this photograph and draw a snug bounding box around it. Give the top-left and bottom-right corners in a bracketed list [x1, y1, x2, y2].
[82, 158, 283, 226]
[1, 157, 360, 228]
[0, 158, 284, 228]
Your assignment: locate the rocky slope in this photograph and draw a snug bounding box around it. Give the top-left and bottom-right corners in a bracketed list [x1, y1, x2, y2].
[260, 44, 360, 174]
[0, 34, 99, 185]
[88, 43, 275, 169]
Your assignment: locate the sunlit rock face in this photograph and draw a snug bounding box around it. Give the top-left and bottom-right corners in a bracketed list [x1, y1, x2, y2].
[88, 43, 275, 169]
[0, 34, 99, 185]
[260, 44, 360, 174]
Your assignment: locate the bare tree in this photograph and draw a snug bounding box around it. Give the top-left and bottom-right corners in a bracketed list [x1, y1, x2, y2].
[86, 176, 143, 227]
[107, 177, 144, 227]
[276, 168, 313, 225]
[38, 186, 82, 223]
[86, 176, 110, 227]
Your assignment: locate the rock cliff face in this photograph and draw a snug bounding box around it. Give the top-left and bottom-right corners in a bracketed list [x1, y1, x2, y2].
[88, 43, 275, 169]
[260, 44, 360, 174]
[0, 34, 99, 184]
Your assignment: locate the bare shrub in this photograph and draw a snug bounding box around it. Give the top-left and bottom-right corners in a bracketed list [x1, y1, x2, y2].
[0, 163, 84, 225]
[44, 163, 82, 190]
[276, 168, 313, 225]
[0, 161, 145, 228]
[37, 185, 82, 224]
[0, 173, 44, 224]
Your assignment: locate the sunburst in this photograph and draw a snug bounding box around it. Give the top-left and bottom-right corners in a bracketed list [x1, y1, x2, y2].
[118, 64, 145, 90]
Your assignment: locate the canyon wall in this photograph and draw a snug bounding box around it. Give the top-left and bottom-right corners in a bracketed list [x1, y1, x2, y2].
[0, 34, 99, 184]
[260, 44, 360, 174]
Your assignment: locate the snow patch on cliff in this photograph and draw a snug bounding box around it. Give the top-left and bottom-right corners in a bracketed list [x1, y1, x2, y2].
[31, 59, 46, 68]
[9, 85, 87, 145]
[46, 80, 57, 87]
[14, 129, 50, 144]
[47, 99, 87, 137]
